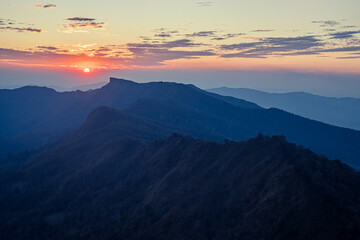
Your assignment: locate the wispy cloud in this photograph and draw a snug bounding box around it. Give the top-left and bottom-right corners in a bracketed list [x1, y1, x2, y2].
[146, 27, 245, 44]
[343, 25, 357, 29]
[311, 20, 360, 35]
[0, 19, 16, 26]
[67, 17, 96, 22]
[329, 30, 360, 39]
[1, 20, 360, 69]
[252, 29, 274, 32]
[36, 4, 56, 8]
[127, 48, 215, 66]
[60, 17, 108, 31]
[336, 56, 360, 59]
[0, 18, 42, 33]
[186, 31, 217, 37]
[0, 37, 215, 68]
[37, 46, 59, 50]
[211, 33, 245, 41]
[320, 46, 360, 53]
[0, 27, 42, 33]
[0, 47, 127, 69]
[128, 39, 201, 49]
[43, 4, 56, 8]
[221, 36, 324, 58]
[312, 20, 340, 27]
[153, 29, 179, 38]
[196, 1, 213, 7]
[220, 32, 360, 59]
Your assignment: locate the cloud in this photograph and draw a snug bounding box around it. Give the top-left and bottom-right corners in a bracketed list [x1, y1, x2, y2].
[186, 31, 216, 37]
[36, 4, 56, 8]
[128, 39, 200, 49]
[329, 30, 360, 39]
[222, 42, 260, 50]
[211, 33, 245, 41]
[62, 17, 107, 30]
[0, 48, 60, 61]
[221, 36, 323, 58]
[43, 4, 56, 8]
[0, 26, 42, 33]
[319, 46, 360, 53]
[185, 31, 245, 41]
[0, 47, 128, 69]
[127, 47, 215, 66]
[148, 28, 245, 44]
[67, 17, 96, 22]
[220, 32, 360, 59]
[196, 1, 213, 7]
[343, 25, 357, 29]
[154, 30, 179, 38]
[312, 20, 340, 27]
[221, 52, 267, 58]
[154, 33, 171, 38]
[125, 37, 215, 65]
[252, 30, 274, 32]
[336, 56, 360, 59]
[0, 38, 215, 69]
[0, 18, 42, 33]
[0, 19, 15, 26]
[2, 21, 360, 68]
[37, 46, 58, 50]
[323, 29, 336, 32]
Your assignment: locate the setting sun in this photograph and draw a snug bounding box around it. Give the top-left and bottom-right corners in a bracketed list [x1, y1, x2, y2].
[84, 68, 90, 73]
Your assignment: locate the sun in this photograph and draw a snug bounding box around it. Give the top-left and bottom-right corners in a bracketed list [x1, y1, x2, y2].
[83, 68, 90, 73]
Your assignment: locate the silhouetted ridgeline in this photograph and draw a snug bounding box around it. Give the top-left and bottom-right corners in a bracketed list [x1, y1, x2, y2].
[208, 87, 360, 131]
[0, 110, 359, 239]
[0, 78, 257, 156]
[1, 78, 360, 168]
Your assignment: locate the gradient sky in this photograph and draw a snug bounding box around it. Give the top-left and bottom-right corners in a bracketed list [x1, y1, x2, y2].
[0, 0, 360, 95]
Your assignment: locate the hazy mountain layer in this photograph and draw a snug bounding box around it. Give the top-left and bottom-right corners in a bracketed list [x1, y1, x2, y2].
[1, 78, 360, 169]
[208, 87, 360, 130]
[0, 78, 258, 157]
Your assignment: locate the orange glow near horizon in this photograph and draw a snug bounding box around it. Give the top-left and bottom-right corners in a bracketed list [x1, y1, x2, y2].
[0, 0, 359, 80]
[1, 51, 360, 75]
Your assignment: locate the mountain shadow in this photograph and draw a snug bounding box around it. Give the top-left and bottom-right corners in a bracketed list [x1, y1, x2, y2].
[0, 110, 359, 239]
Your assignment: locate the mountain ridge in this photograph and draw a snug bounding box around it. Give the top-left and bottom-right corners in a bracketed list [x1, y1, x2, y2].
[208, 87, 360, 130]
[1, 116, 359, 239]
[1, 78, 360, 169]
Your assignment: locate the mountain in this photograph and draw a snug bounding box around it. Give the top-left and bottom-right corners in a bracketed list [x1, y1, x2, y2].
[1, 78, 360, 169]
[69, 81, 108, 91]
[123, 97, 360, 166]
[0, 110, 359, 239]
[207, 87, 360, 131]
[0, 78, 258, 157]
[73, 106, 221, 144]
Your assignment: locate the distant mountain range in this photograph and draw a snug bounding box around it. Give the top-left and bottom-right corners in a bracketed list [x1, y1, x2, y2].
[207, 87, 360, 131]
[1, 78, 360, 169]
[1, 108, 359, 239]
[2, 78, 360, 239]
[69, 81, 108, 91]
[0, 78, 258, 157]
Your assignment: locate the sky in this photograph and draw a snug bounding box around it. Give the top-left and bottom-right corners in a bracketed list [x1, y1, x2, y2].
[0, 0, 360, 96]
